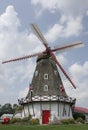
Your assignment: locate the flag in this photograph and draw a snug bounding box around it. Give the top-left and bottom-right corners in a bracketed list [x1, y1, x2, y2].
[29, 84, 33, 91]
[60, 84, 65, 92]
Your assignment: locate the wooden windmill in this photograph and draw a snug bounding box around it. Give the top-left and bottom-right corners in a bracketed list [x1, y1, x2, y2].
[2, 24, 83, 124]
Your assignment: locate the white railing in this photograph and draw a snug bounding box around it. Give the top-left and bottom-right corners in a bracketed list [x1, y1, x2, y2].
[18, 95, 76, 104]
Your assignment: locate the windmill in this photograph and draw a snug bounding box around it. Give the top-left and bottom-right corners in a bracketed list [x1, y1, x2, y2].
[2, 24, 83, 124]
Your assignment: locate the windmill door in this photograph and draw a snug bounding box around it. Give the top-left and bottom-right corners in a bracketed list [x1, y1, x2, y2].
[42, 110, 50, 124]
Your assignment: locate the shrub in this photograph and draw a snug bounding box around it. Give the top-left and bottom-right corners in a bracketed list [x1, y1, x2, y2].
[10, 115, 32, 124]
[68, 118, 75, 124]
[21, 115, 31, 123]
[61, 119, 69, 124]
[30, 118, 39, 125]
[61, 118, 75, 124]
[21, 117, 29, 122]
[50, 116, 61, 125]
[28, 114, 32, 120]
[76, 117, 85, 124]
[73, 112, 85, 120]
[10, 118, 21, 124]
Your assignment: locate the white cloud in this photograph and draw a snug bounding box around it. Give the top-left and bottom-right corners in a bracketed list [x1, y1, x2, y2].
[69, 61, 88, 82]
[56, 54, 67, 65]
[0, 5, 43, 104]
[0, 6, 23, 93]
[0, 86, 4, 93]
[31, 0, 88, 16]
[64, 61, 88, 107]
[31, 0, 59, 13]
[0, 5, 20, 31]
[63, 16, 83, 37]
[19, 87, 29, 98]
[0, 5, 20, 58]
[45, 24, 63, 42]
[45, 17, 83, 43]
[0, 6, 44, 59]
[31, 0, 86, 39]
[86, 10, 88, 16]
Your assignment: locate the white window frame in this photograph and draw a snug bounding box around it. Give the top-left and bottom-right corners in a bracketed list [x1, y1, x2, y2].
[44, 85, 48, 91]
[35, 70, 38, 76]
[54, 70, 57, 75]
[44, 73, 48, 79]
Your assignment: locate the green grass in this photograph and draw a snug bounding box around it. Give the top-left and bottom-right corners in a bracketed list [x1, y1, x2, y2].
[0, 124, 88, 130]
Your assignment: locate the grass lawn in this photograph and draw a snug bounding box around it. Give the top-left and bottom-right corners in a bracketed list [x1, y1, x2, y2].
[0, 124, 88, 130]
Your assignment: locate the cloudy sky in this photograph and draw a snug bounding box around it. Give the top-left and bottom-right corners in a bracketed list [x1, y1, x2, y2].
[0, 0, 88, 108]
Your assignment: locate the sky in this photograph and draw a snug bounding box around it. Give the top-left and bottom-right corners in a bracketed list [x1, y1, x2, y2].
[0, 0, 88, 108]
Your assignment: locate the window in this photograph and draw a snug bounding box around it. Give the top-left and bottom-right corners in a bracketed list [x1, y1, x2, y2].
[44, 85, 48, 91]
[35, 70, 38, 76]
[54, 70, 57, 75]
[44, 73, 48, 79]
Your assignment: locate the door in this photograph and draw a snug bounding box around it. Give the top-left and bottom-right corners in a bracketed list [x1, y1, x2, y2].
[42, 110, 50, 124]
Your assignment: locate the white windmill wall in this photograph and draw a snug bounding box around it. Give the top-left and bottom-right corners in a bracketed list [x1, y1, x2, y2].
[21, 101, 73, 124]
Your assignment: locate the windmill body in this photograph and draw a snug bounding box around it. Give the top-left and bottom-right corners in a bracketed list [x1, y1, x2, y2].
[18, 56, 76, 124]
[2, 24, 83, 124]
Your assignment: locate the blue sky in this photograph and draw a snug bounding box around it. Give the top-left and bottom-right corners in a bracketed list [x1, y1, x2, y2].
[0, 0, 88, 108]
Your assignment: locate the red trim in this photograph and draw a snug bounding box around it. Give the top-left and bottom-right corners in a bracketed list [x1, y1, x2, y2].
[72, 106, 88, 114]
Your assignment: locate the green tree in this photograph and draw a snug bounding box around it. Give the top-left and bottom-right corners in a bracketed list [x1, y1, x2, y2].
[13, 104, 18, 113]
[0, 103, 14, 116]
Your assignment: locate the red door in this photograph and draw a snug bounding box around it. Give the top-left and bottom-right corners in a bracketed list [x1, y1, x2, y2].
[42, 110, 50, 124]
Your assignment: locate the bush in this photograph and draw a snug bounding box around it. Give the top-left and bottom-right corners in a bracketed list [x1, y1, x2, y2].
[76, 117, 85, 124]
[21, 117, 29, 122]
[68, 118, 75, 124]
[11, 114, 32, 124]
[73, 112, 85, 120]
[61, 118, 75, 124]
[30, 118, 39, 125]
[10, 118, 21, 124]
[50, 116, 61, 125]
[21, 115, 31, 124]
[61, 119, 69, 124]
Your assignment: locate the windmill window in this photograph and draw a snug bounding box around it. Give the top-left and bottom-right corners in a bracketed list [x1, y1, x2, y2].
[35, 70, 38, 76]
[44, 73, 48, 79]
[44, 85, 48, 91]
[54, 70, 57, 75]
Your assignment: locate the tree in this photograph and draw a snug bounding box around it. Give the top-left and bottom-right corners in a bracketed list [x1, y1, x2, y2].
[0, 104, 1, 108]
[0, 103, 14, 116]
[73, 112, 85, 120]
[13, 104, 18, 113]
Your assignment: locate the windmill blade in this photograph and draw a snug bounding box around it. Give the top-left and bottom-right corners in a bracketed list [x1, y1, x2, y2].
[31, 23, 48, 48]
[52, 41, 83, 53]
[52, 54, 76, 89]
[2, 52, 43, 64]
